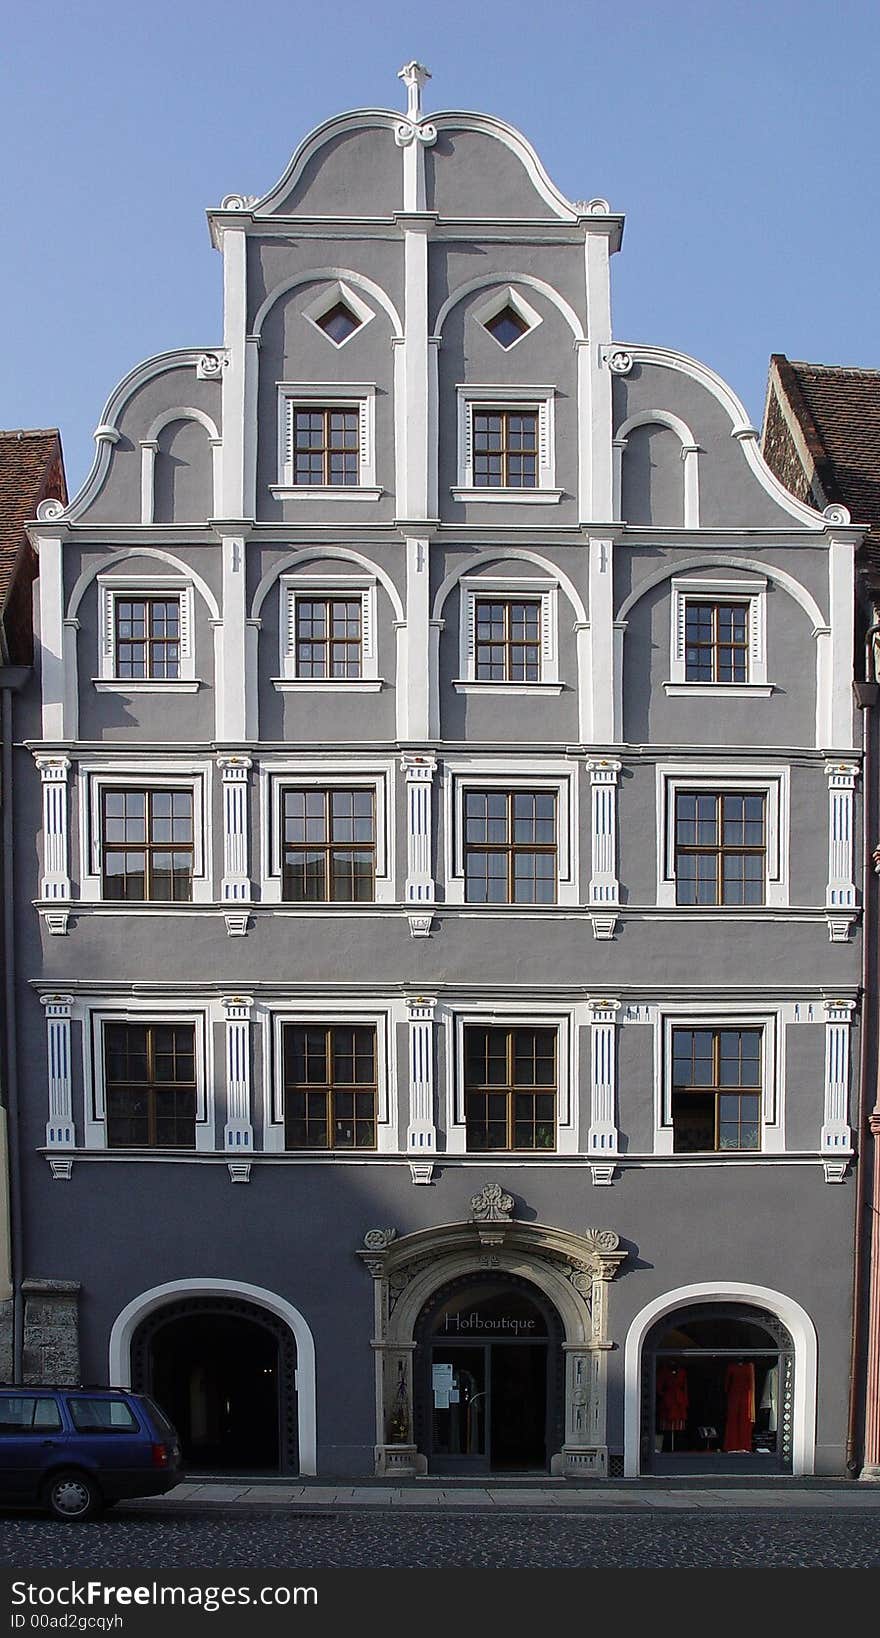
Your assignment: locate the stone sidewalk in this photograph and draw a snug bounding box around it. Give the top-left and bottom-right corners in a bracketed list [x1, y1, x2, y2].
[124, 1479, 880, 1512]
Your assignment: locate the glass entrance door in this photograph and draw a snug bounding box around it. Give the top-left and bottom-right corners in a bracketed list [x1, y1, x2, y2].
[430, 1347, 487, 1467]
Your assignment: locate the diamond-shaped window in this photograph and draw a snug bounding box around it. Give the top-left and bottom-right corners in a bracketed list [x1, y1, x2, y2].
[316, 301, 362, 345]
[484, 305, 530, 349]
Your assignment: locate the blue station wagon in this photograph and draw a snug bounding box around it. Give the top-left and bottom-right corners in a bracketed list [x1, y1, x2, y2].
[0, 1386, 181, 1519]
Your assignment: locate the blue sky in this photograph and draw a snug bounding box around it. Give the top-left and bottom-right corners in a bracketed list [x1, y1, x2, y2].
[3, 0, 879, 496]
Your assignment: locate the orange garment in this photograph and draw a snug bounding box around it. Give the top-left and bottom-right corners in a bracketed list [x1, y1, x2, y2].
[656, 1362, 689, 1431]
[723, 1361, 756, 1452]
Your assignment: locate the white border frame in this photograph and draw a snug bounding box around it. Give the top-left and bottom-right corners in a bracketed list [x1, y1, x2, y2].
[472, 286, 544, 352]
[78, 759, 214, 905]
[654, 1005, 784, 1155]
[455, 575, 561, 694]
[265, 1002, 401, 1155]
[273, 382, 380, 499]
[655, 762, 789, 910]
[443, 757, 578, 907]
[108, 1278, 318, 1476]
[443, 1002, 581, 1156]
[623, 1282, 818, 1477]
[259, 757, 396, 905]
[85, 1002, 214, 1152]
[302, 280, 375, 350]
[667, 575, 770, 696]
[96, 576, 197, 694]
[453, 385, 561, 503]
[276, 574, 380, 691]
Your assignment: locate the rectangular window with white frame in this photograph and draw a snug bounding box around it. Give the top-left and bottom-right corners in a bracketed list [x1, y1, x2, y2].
[275, 576, 379, 690]
[79, 762, 213, 905]
[272, 383, 379, 499]
[444, 761, 578, 906]
[444, 1007, 578, 1155]
[96, 577, 196, 692]
[85, 1007, 213, 1151]
[666, 576, 771, 696]
[265, 1005, 398, 1153]
[453, 386, 561, 503]
[656, 764, 788, 909]
[260, 761, 395, 905]
[455, 577, 562, 693]
[654, 1009, 784, 1155]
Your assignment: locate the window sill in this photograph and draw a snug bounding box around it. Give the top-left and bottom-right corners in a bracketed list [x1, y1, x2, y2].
[271, 677, 383, 692]
[663, 681, 774, 697]
[450, 487, 563, 504]
[92, 679, 201, 694]
[269, 485, 383, 501]
[452, 679, 564, 695]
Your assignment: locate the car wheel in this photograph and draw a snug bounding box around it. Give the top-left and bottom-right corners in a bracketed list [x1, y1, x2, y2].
[43, 1470, 102, 1522]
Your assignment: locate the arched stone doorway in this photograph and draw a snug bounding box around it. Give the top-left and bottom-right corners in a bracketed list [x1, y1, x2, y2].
[357, 1184, 627, 1478]
[130, 1295, 298, 1473]
[414, 1272, 565, 1474]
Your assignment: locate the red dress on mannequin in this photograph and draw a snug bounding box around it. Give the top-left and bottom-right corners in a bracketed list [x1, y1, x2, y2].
[723, 1362, 755, 1452]
[656, 1362, 689, 1431]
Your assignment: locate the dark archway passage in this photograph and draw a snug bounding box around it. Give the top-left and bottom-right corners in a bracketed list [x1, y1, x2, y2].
[131, 1297, 298, 1473]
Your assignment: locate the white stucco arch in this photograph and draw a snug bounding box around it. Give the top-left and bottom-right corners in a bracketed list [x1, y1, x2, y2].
[108, 1278, 318, 1476]
[252, 267, 403, 340]
[615, 553, 826, 631]
[251, 545, 404, 623]
[431, 547, 588, 626]
[614, 410, 700, 529]
[623, 1282, 818, 1477]
[68, 547, 221, 624]
[145, 406, 221, 444]
[433, 273, 585, 342]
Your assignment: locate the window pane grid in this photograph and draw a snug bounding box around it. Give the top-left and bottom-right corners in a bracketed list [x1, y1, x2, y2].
[283, 1025, 377, 1149]
[464, 790, 556, 904]
[474, 598, 542, 681]
[105, 1021, 197, 1148]
[472, 410, 538, 488]
[684, 601, 749, 683]
[464, 1026, 557, 1151]
[295, 598, 362, 679]
[115, 599, 181, 681]
[675, 792, 765, 905]
[282, 788, 376, 902]
[671, 1027, 762, 1153]
[292, 407, 360, 485]
[101, 789, 194, 902]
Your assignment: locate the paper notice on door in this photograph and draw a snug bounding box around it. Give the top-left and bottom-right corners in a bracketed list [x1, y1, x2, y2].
[433, 1362, 454, 1408]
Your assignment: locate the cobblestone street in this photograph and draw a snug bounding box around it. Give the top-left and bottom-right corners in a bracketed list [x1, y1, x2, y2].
[1, 1505, 879, 1569]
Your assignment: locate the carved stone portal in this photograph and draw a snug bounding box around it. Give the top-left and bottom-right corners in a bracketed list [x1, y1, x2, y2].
[356, 1196, 627, 1478]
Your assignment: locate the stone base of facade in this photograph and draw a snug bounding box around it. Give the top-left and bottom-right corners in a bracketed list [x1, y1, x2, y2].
[375, 1443, 424, 1477]
[552, 1445, 609, 1478]
[858, 1463, 880, 1482]
[0, 1297, 12, 1381]
[21, 1279, 80, 1384]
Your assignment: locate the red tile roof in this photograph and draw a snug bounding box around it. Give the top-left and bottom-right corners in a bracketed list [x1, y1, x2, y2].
[0, 429, 66, 660]
[769, 356, 880, 538]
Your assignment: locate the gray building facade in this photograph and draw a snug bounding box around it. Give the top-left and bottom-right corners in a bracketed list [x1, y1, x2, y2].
[18, 66, 864, 1479]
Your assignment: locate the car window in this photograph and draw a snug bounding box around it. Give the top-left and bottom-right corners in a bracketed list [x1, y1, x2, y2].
[66, 1397, 139, 1432]
[0, 1396, 62, 1433]
[141, 1396, 177, 1440]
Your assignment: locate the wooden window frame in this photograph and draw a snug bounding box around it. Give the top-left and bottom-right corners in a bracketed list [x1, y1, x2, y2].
[463, 788, 558, 905]
[294, 595, 364, 680]
[471, 408, 539, 489]
[473, 596, 542, 682]
[673, 790, 767, 907]
[282, 1023, 378, 1151]
[670, 1026, 763, 1153]
[100, 786, 195, 903]
[684, 600, 750, 684]
[104, 1020, 198, 1150]
[114, 595, 182, 681]
[463, 1024, 557, 1152]
[290, 405, 361, 487]
[281, 786, 376, 902]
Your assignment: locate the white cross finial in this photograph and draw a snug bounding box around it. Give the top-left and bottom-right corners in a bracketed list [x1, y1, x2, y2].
[398, 61, 431, 122]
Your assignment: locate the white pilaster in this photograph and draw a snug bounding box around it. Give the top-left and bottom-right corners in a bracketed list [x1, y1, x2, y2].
[37, 533, 66, 740]
[219, 225, 247, 518]
[402, 754, 436, 935]
[218, 755, 252, 934]
[41, 994, 75, 1175]
[825, 760, 859, 941]
[404, 538, 431, 740]
[587, 759, 622, 939]
[243, 335, 260, 519]
[822, 999, 855, 1180]
[222, 994, 254, 1181]
[400, 226, 431, 520]
[139, 440, 158, 524]
[36, 755, 71, 934]
[406, 994, 437, 1182]
[828, 536, 856, 750]
[219, 535, 248, 742]
[587, 998, 620, 1184]
[588, 538, 614, 743]
[584, 234, 613, 522]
